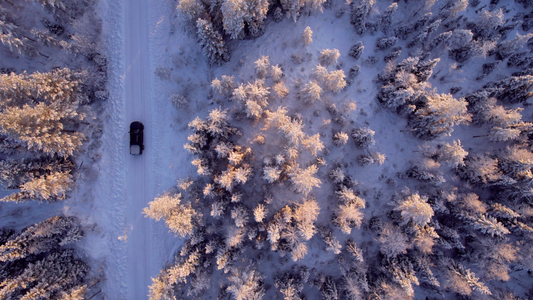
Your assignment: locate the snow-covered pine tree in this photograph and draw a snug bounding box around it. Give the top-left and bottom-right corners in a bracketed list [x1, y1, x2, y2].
[0, 156, 73, 190]
[242, 0, 269, 37]
[274, 271, 304, 300]
[211, 75, 235, 95]
[318, 49, 340, 66]
[143, 193, 199, 237]
[299, 81, 322, 104]
[254, 203, 267, 222]
[287, 164, 321, 194]
[231, 205, 249, 227]
[324, 70, 347, 93]
[332, 131, 349, 146]
[437, 140, 468, 168]
[255, 56, 270, 78]
[302, 26, 313, 45]
[409, 93, 471, 139]
[273, 81, 289, 98]
[270, 64, 283, 82]
[393, 192, 434, 227]
[196, 18, 230, 65]
[0, 103, 84, 157]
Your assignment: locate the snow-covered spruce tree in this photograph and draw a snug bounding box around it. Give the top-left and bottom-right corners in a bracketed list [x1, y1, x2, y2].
[443, 259, 492, 296]
[302, 26, 313, 46]
[495, 33, 533, 60]
[475, 8, 503, 39]
[378, 223, 409, 258]
[143, 192, 199, 237]
[469, 214, 511, 237]
[1, 171, 73, 203]
[0, 156, 73, 190]
[457, 153, 501, 185]
[177, 0, 205, 21]
[409, 93, 471, 139]
[499, 146, 533, 181]
[380, 3, 397, 34]
[485, 75, 533, 103]
[376, 37, 398, 51]
[351, 127, 375, 149]
[407, 158, 445, 185]
[197, 19, 230, 65]
[0, 249, 88, 300]
[393, 191, 434, 227]
[348, 41, 364, 59]
[274, 271, 304, 300]
[255, 56, 270, 78]
[442, 0, 468, 18]
[318, 49, 340, 67]
[350, 0, 374, 35]
[382, 255, 419, 297]
[287, 163, 321, 194]
[0, 216, 82, 262]
[318, 226, 342, 254]
[227, 267, 266, 300]
[221, 0, 246, 39]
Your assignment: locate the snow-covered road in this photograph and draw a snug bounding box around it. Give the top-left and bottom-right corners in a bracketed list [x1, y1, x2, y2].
[124, 0, 154, 298]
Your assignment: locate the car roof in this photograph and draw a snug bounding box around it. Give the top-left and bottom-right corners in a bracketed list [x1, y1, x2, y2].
[130, 121, 144, 129]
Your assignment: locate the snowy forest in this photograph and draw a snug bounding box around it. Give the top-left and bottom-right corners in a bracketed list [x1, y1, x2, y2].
[0, 0, 105, 298]
[147, 0, 533, 299]
[2, 0, 533, 299]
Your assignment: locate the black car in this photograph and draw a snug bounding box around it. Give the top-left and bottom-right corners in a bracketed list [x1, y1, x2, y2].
[129, 121, 144, 155]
